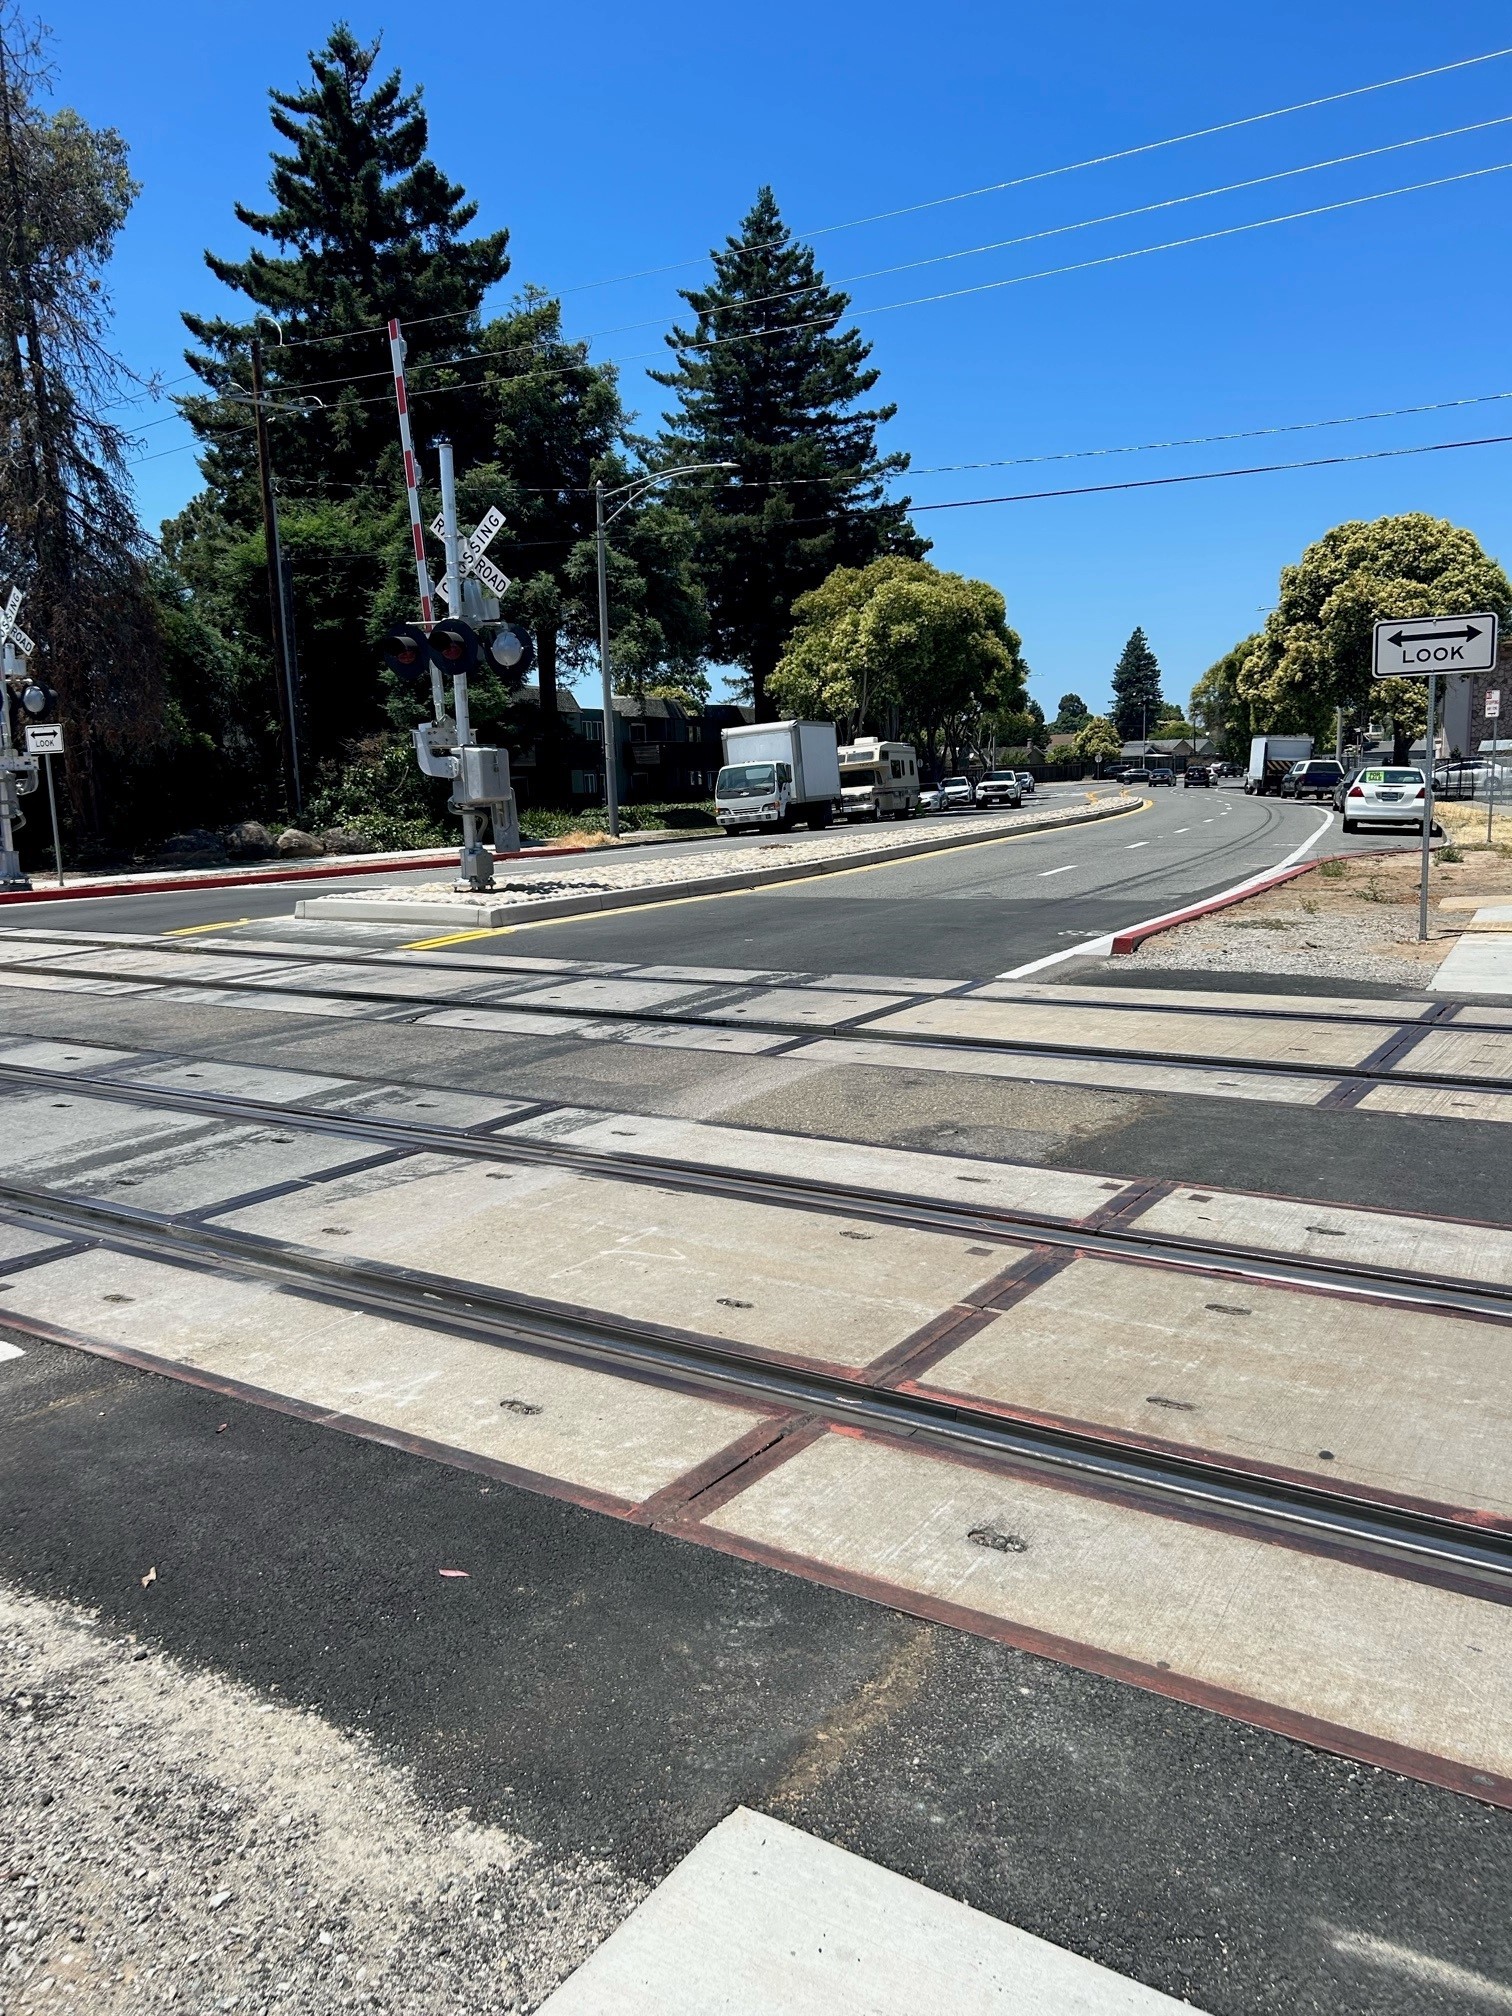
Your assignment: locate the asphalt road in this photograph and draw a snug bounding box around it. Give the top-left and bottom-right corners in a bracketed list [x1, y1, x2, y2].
[3, 783, 1403, 983]
[424, 785, 1356, 981]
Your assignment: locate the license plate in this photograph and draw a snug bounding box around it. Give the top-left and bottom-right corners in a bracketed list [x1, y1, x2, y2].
[1379, 791, 1401, 802]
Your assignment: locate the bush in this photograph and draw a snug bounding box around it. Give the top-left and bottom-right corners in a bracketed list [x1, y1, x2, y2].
[519, 801, 717, 842]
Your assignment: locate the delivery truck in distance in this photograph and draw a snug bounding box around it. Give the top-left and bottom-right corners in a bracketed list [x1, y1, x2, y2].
[1246, 734, 1312, 795]
[715, 720, 842, 833]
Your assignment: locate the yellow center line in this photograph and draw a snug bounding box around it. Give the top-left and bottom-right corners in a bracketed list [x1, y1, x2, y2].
[402, 926, 516, 950]
[399, 797, 1149, 948]
[161, 918, 253, 938]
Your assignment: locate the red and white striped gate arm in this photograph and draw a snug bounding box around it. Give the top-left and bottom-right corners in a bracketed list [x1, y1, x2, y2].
[387, 317, 434, 629]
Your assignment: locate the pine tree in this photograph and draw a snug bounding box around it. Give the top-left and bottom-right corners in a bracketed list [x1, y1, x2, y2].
[1051, 692, 1089, 732]
[1110, 627, 1164, 741]
[170, 27, 511, 777]
[179, 26, 510, 512]
[654, 187, 924, 719]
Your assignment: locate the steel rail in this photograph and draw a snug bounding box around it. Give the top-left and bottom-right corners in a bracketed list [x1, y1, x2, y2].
[3, 1060, 1512, 1322]
[0, 947, 1509, 1094]
[0, 1177, 1507, 1596]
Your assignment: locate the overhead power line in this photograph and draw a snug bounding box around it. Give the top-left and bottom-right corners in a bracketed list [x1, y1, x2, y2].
[561, 43, 1512, 294]
[906, 430, 1512, 513]
[144, 40, 1512, 371]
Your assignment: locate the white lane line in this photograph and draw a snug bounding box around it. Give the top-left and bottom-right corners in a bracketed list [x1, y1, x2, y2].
[1038, 864, 1075, 877]
[1321, 1926, 1512, 2008]
[1124, 841, 1150, 850]
[0, 1341, 25, 1364]
[999, 807, 1335, 979]
[1174, 827, 1190, 834]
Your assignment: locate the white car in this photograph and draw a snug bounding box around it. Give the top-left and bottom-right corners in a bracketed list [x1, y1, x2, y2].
[917, 783, 947, 814]
[1016, 771, 1036, 797]
[940, 775, 975, 810]
[1341, 765, 1428, 834]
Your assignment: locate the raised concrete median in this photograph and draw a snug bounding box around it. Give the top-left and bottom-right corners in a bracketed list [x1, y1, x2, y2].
[296, 794, 1142, 930]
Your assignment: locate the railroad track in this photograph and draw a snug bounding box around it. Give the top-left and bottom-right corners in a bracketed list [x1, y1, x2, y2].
[3, 1058, 1512, 1320]
[1, 936, 1510, 1095]
[2, 1057, 1512, 1597]
[2, 1172, 1509, 1601]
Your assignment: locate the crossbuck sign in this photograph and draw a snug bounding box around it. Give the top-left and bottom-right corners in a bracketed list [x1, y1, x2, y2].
[431, 505, 512, 606]
[1372, 612, 1499, 679]
[0, 586, 35, 661]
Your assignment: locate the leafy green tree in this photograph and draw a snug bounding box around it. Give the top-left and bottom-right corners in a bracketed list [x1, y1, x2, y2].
[1190, 636, 1258, 765]
[0, 11, 161, 842]
[769, 557, 1026, 769]
[1051, 692, 1089, 732]
[1110, 626, 1163, 740]
[1072, 714, 1122, 763]
[1237, 513, 1512, 762]
[654, 187, 925, 719]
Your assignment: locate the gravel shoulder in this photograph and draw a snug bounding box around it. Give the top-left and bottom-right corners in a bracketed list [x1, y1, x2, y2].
[0, 1584, 641, 2014]
[1115, 844, 1512, 988]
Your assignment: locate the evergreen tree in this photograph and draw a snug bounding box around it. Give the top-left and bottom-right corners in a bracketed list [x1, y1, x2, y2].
[169, 26, 513, 782]
[179, 25, 509, 511]
[1051, 692, 1089, 732]
[654, 187, 924, 719]
[1110, 626, 1163, 741]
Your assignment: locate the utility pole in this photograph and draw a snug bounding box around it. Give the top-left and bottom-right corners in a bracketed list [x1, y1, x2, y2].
[0, 641, 28, 889]
[249, 336, 302, 816]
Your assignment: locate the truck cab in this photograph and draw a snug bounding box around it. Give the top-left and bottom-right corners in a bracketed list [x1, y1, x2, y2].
[715, 721, 842, 834]
[714, 758, 795, 832]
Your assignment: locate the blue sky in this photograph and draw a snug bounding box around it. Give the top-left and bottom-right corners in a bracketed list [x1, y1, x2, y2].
[45, 0, 1512, 717]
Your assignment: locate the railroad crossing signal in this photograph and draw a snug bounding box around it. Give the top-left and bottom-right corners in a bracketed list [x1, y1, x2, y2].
[430, 504, 511, 606]
[1372, 612, 1499, 679]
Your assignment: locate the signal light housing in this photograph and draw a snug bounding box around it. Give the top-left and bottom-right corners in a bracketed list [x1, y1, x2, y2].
[379, 622, 434, 688]
[487, 624, 534, 682]
[428, 619, 480, 677]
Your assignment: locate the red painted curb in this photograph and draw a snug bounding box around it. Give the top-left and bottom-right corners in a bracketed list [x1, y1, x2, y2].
[1109, 844, 1416, 954]
[0, 835, 664, 907]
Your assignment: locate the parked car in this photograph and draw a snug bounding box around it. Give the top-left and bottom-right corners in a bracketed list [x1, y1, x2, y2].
[1332, 768, 1361, 811]
[917, 782, 947, 814]
[1147, 767, 1176, 787]
[940, 775, 976, 809]
[1341, 765, 1428, 834]
[1015, 771, 1036, 797]
[1124, 766, 1152, 784]
[1281, 758, 1345, 801]
[975, 769, 1024, 809]
[1183, 765, 1212, 788]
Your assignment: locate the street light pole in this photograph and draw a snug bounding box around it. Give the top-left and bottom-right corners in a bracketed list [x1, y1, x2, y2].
[593, 460, 735, 841]
[595, 480, 618, 837]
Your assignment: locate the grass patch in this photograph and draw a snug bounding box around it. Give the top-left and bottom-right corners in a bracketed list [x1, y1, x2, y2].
[519, 801, 716, 843]
[1317, 858, 1347, 880]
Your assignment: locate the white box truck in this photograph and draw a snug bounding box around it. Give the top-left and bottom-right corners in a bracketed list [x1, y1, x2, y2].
[715, 720, 841, 833]
[1246, 734, 1312, 796]
[837, 737, 921, 820]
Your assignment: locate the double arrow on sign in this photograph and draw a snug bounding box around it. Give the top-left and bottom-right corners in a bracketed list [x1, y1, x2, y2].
[1384, 623, 1485, 647]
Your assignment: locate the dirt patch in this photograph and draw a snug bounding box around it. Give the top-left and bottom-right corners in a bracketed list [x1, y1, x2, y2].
[0, 1584, 640, 2013]
[1123, 844, 1512, 987]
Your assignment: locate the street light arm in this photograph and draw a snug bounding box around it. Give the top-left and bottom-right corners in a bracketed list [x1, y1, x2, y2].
[602, 460, 736, 524]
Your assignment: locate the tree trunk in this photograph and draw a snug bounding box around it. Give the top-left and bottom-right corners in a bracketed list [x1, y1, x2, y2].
[751, 637, 779, 722]
[1392, 723, 1412, 765]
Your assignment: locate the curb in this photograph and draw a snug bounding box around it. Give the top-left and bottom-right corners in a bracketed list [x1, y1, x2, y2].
[0, 823, 730, 908]
[299, 796, 1140, 931]
[1108, 844, 1417, 954]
